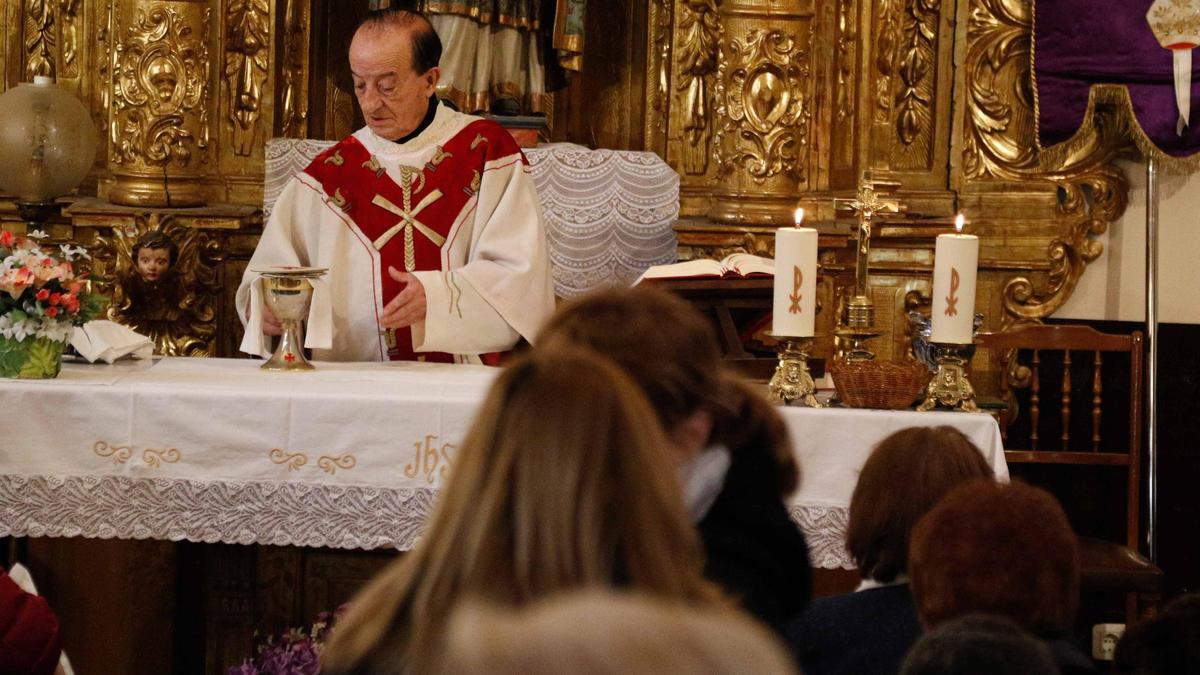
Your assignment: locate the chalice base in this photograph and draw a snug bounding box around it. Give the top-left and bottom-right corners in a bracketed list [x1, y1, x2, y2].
[261, 321, 314, 372]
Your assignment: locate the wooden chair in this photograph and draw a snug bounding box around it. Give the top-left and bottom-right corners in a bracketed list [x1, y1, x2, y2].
[978, 324, 1161, 624]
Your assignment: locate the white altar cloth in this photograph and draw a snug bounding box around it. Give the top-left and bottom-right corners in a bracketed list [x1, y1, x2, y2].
[0, 359, 1005, 568]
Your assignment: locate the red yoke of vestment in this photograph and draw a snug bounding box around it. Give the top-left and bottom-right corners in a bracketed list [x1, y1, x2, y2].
[302, 119, 525, 363]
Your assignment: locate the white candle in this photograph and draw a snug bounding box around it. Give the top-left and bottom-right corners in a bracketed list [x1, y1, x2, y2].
[773, 208, 818, 337]
[930, 214, 979, 344]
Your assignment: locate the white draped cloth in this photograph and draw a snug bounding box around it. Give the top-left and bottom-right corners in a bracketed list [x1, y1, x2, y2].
[0, 360, 1006, 568]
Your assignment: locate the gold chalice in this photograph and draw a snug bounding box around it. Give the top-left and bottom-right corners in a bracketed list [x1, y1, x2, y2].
[260, 269, 326, 371]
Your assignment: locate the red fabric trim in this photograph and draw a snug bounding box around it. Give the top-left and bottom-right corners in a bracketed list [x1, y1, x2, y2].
[301, 123, 521, 363]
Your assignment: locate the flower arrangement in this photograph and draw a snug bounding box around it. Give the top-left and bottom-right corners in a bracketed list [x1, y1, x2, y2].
[0, 229, 101, 377]
[227, 609, 342, 675]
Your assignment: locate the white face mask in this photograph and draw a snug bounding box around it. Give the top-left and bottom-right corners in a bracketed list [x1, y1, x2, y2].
[679, 445, 732, 522]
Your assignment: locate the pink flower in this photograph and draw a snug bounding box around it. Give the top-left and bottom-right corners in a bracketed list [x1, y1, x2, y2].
[45, 306, 58, 318]
[49, 292, 61, 306]
[0, 231, 13, 247]
[35, 289, 49, 301]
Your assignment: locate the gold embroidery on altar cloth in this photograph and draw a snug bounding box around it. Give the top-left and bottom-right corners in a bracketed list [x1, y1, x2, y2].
[94, 440, 133, 465]
[404, 434, 455, 484]
[268, 448, 308, 471]
[317, 453, 357, 475]
[143, 448, 182, 468]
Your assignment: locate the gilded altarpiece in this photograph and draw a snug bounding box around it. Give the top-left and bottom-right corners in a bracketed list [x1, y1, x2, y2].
[0, 0, 1137, 671]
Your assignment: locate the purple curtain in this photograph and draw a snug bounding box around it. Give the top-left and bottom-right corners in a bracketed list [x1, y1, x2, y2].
[1035, 0, 1200, 157]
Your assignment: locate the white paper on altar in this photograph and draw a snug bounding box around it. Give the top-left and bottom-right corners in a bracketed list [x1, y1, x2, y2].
[70, 320, 154, 364]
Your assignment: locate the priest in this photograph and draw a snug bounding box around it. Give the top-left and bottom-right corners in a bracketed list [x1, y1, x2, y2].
[237, 9, 555, 364]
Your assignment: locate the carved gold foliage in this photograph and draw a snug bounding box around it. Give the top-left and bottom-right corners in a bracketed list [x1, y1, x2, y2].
[90, 213, 223, 356]
[224, 0, 269, 156]
[279, 0, 310, 137]
[892, 0, 940, 167]
[714, 28, 811, 182]
[110, 6, 210, 167]
[59, 0, 80, 77]
[834, 0, 857, 165]
[24, 0, 54, 78]
[874, 0, 902, 123]
[646, 0, 673, 147]
[677, 0, 720, 174]
[962, 0, 1036, 180]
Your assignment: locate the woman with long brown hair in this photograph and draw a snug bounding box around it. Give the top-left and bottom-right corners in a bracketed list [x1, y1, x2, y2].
[538, 286, 811, 632]
[321, 347, 720, 674]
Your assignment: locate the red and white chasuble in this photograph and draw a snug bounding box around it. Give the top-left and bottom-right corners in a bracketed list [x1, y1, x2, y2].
[237, 105, 555, 363]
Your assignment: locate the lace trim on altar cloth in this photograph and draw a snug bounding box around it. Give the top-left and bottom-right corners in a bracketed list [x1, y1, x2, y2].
[789, 504, 856, 570]
[0, 474, 857, 570]
[0, 474, 439, 551]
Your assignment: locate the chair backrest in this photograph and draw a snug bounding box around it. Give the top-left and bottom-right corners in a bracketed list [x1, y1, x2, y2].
[978, 323, 1143, 549]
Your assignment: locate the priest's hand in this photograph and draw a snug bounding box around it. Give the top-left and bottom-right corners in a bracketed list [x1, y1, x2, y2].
[261, 303, 283, 336]
[381, 267, 427, 329]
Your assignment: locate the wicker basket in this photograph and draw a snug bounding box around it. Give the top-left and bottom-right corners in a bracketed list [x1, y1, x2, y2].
[831, 359, 931, 410]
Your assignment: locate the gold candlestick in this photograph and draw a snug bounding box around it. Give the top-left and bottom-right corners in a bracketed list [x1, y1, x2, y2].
[768, 336, 822, 407]
[917, 342, 980, 412]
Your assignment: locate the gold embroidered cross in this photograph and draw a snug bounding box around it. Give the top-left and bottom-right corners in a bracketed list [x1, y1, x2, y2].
[371, 166, 444, 271]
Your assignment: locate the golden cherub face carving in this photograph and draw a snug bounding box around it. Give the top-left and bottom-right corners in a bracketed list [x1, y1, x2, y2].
[146, 57, 178, 103]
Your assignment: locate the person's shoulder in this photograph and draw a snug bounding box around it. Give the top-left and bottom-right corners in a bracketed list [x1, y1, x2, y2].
[446, 115, 524, 164]
[302, 134, 369, 177]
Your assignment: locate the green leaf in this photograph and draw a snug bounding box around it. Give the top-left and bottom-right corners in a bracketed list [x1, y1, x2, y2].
[0, 339, 25, 378]
[16, 338, 63, 378]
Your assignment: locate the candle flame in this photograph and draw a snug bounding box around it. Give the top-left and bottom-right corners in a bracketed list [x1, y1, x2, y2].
[793, 207, 805, 227]
[954, 213, 965, 233]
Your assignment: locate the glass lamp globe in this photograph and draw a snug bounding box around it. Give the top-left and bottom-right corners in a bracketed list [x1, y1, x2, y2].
[0, 76, 97, 224]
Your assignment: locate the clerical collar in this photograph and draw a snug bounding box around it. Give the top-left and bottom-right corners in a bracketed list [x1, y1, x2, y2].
[394, 95, 439, 145]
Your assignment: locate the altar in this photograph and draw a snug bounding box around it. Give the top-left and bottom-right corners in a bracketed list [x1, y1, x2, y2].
[0, 358, 1006, 568]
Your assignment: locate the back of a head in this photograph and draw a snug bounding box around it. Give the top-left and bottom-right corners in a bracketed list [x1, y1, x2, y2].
[847, 426, 994, 582]
[909, 479, 1079, 635]
[900, 614, 1057, 675]
[1114, 593, 1200, 675]
[321, 348, 716, 674]
[539, 286, 798, 493]
[538, 286, 723, 431]
[439, 590, 798, 675]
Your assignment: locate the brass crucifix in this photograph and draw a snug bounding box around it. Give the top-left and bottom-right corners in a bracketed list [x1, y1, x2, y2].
[371, 166, 445, 271]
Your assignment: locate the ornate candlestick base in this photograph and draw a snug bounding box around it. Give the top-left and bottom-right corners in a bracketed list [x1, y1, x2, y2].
[260, 271, 325, 372]
[834, 325, 882, 362]
[768, 336, 822, 407]
[917, 342, 979, 412]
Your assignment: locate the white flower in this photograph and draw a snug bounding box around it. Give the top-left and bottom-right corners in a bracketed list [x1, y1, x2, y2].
[59, 244, 90, 261]
[26, 229, 48, 240]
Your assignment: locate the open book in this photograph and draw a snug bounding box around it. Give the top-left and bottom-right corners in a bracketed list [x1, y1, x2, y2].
[635, 253, 775, 283]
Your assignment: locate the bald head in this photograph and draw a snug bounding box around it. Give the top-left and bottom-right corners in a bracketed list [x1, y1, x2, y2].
[349, 10, 442, 140]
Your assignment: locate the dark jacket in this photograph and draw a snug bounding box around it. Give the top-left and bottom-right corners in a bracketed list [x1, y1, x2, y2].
[697, 442, 812, 633]
[787, 582, 921, 675]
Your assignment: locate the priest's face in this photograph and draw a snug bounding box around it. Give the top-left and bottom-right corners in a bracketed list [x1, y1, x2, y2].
[349, 26, 440, 141]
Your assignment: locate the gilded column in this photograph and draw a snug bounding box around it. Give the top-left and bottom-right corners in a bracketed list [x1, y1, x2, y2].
[106, 0, 210, 207]
[708, 0, 814, 225]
